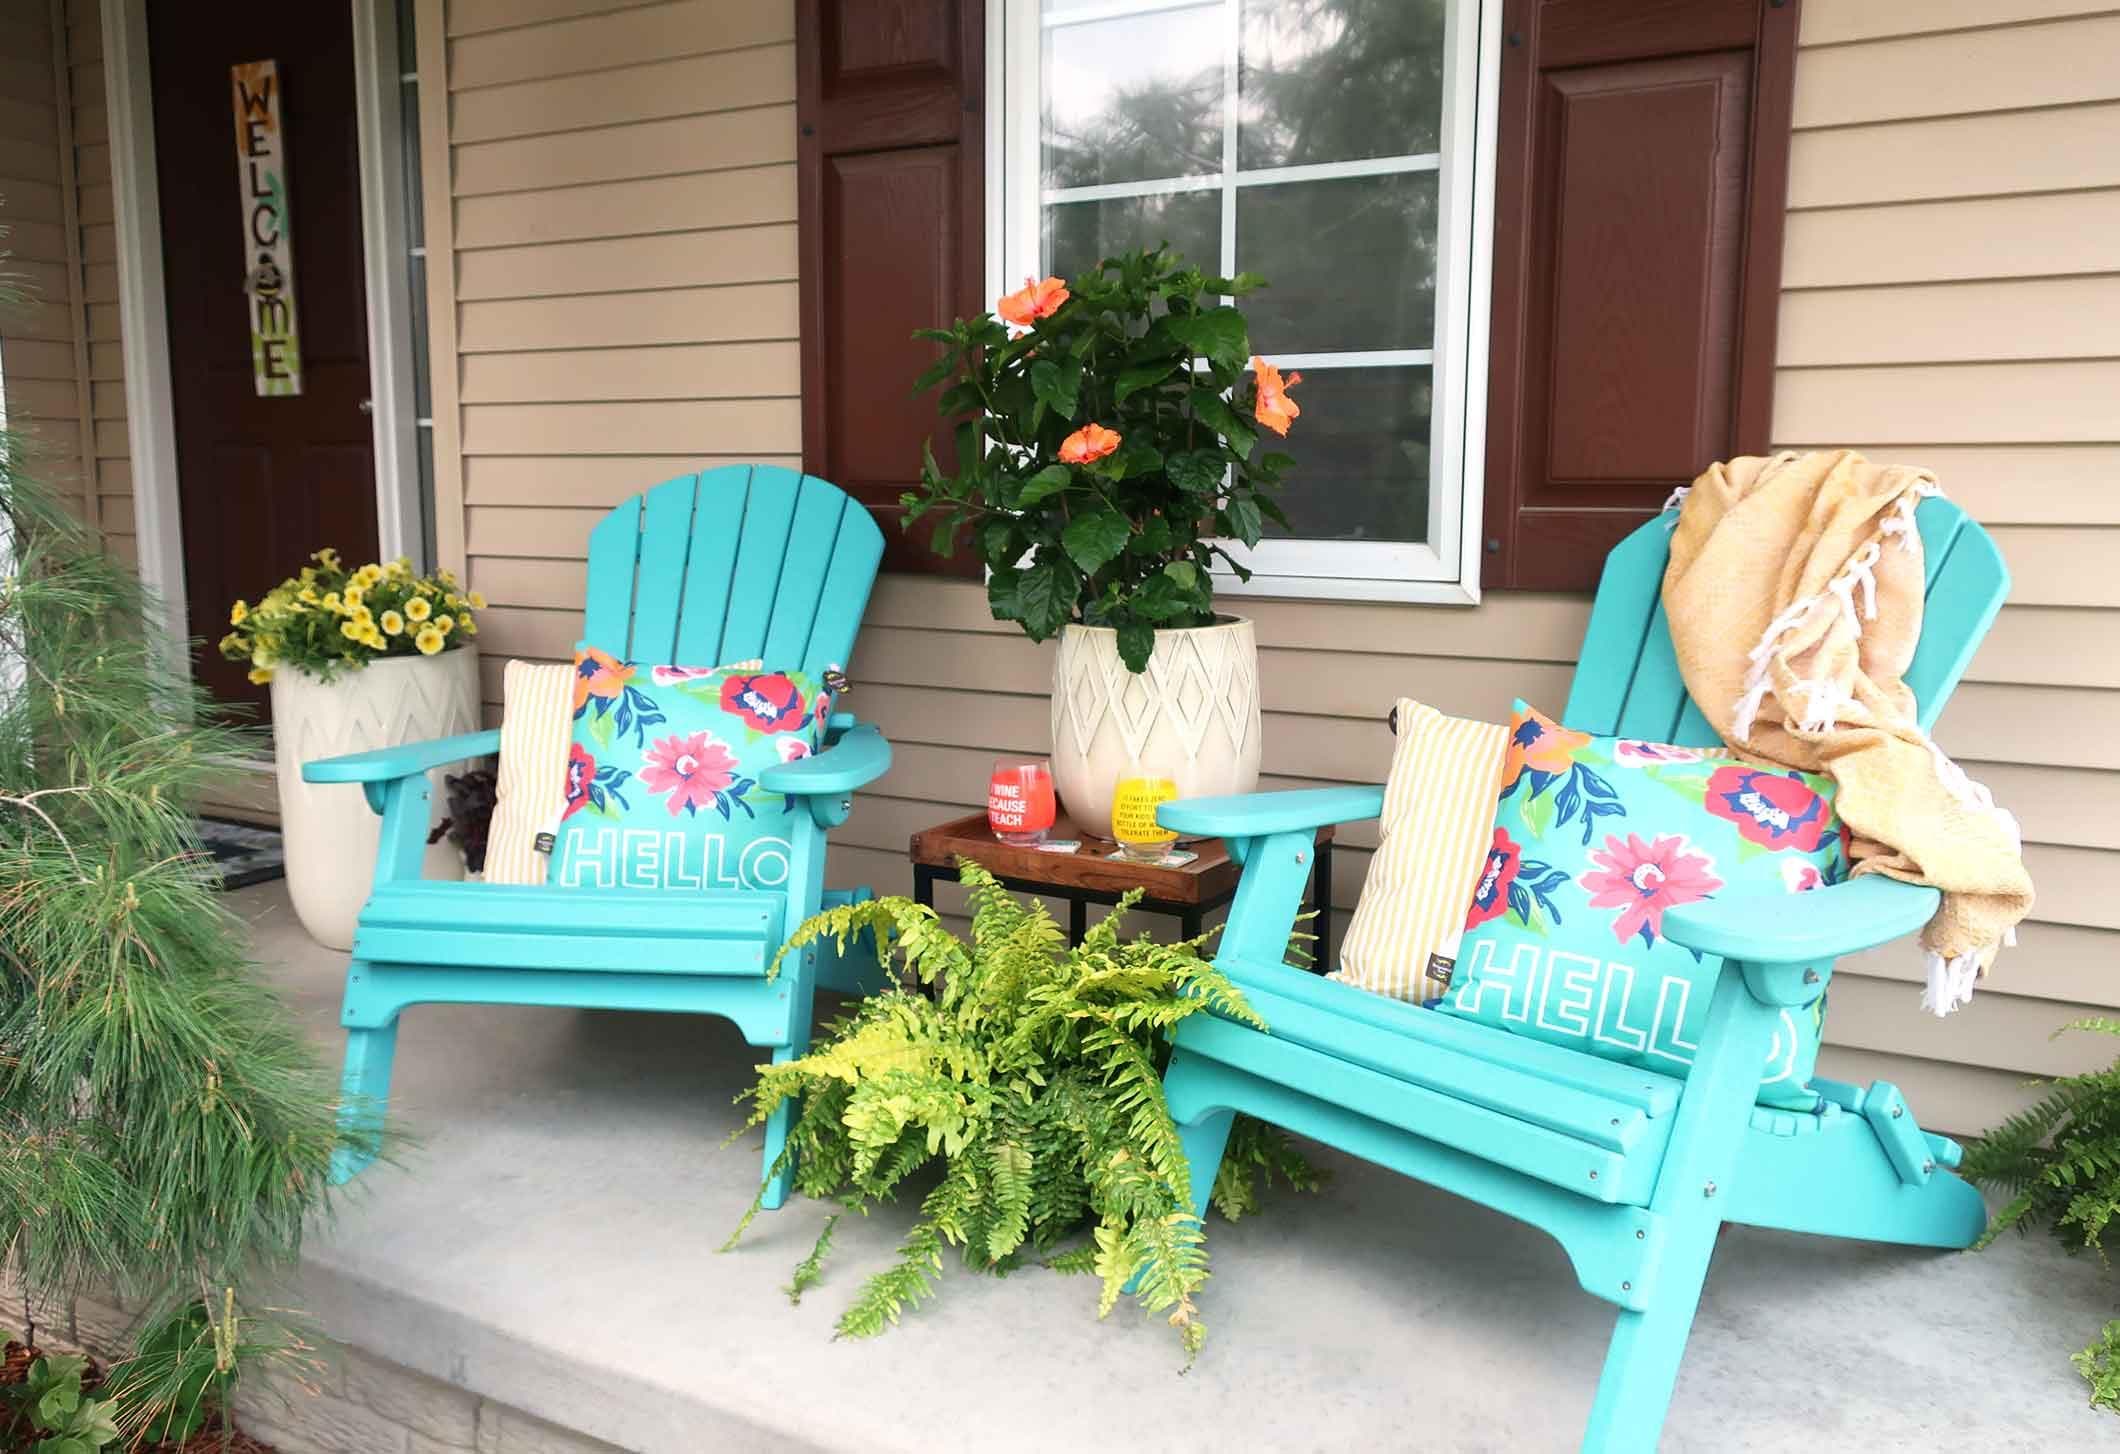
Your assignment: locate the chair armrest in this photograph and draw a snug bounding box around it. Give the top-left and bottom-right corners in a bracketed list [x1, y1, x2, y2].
[302, 728, 502, 785]
[1158, 785, 1384, 839]
[757, 722, 891, 797]
[1661, 874, 1941, 965]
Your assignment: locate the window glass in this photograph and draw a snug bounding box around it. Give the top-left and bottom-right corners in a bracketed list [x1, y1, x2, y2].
[1019, 0, 1484, 592]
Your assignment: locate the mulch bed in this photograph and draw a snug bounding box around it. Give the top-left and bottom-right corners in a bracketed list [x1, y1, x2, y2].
[1, 1340, 277, 1453]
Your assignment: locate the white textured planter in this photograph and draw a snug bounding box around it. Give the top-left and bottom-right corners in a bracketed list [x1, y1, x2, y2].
[272, 648, 481, 950]
[1050, 617, 1261, 841]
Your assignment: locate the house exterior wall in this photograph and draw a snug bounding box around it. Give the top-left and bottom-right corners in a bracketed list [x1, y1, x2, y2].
[0, 0, 96, 527]
[425, 0, 2120, 1134]
[28, 0, 2114, 1133]
[2, 0, 131, 557]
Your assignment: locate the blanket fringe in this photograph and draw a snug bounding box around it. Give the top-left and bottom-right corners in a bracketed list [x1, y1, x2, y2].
[1726, 487, 1943, 743]
[1922, 950, 1981, 1017]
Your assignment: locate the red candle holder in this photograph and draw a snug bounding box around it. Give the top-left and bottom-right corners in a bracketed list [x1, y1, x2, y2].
[987, 758, 1056, 845]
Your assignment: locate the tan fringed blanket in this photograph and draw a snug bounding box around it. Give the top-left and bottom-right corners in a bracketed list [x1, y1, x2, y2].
[1662, 450, 2033, 1016]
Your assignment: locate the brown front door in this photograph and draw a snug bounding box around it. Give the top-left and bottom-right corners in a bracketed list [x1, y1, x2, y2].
[149, 1, 378, 718]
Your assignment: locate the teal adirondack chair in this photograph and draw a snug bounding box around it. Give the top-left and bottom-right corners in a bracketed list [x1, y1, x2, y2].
[1155, 497, 2004, 1452]
[303, 464, 893, 1206]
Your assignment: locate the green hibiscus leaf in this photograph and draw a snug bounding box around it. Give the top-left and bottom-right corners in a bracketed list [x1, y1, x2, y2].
[1029, 357, 1082, 420]
[1167, 307, 1251, 370]
[987, 564, 1024, 623]
[1017, 464, 1074, 507]
[1114, 358, 1178, 403]
[978, 516, 1022, 567]
[1016, 556, 1079, 639]
[1129, 572, 1187, 622]
[1061, 507, 1131, 576]
[1221, 494, 1264, 547]
[1163, 559, 1199, 592]
[1189, 388, 1257, 460]
[1166, 448, 1225, 495]
[1116, 621, 1155, 673]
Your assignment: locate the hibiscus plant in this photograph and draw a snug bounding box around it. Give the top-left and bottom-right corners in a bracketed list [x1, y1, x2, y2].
[904, 246, 1301, 672]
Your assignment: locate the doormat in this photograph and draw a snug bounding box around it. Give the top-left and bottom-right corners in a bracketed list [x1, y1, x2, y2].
[194, 816, 286, 891]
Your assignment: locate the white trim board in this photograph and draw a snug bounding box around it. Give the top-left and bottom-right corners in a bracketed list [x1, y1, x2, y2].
[101, 0, 186, 649]
[353, 0, 425, 570]
[99, 0, 429, 675]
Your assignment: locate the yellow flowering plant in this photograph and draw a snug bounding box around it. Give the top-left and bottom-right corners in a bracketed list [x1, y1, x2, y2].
[219, 548, 485, 684]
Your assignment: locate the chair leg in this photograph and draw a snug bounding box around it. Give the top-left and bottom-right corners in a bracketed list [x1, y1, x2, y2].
[1178, 1107, 1237, 1219]
[1581, 1216, 1719, 1454]
[331, 1021, 399, 1185]
[759, 1044, 799, 1211]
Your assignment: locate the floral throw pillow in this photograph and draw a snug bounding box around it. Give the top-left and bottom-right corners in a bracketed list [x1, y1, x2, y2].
[1436, 701, 1850, 1108]
[551, 646, 832, 892]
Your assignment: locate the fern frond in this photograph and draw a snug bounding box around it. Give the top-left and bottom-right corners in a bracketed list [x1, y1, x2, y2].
[785, 1213, 840, 1305]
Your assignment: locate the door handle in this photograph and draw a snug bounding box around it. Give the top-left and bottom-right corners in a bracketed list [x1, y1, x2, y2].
[358, 399, 374, 415]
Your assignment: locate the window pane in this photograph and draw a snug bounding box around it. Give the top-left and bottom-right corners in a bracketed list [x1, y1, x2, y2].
[1045, 190, 1221, 286]
[1237, 172, 1437, 354]
[1042, 5, 1224, 190]
[1238, 0, 1448, 169]
[1259, 366, 1431, 545]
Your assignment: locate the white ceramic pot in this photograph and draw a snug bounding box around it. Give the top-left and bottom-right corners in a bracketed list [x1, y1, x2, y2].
[272, 648, 481, 950]
[1050, 617, 1261, 841]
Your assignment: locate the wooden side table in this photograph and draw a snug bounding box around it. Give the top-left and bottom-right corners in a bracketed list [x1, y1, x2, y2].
[909, 811, 1335, 969]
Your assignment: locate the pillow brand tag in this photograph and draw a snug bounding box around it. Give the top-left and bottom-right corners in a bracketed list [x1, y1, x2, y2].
[533, 831, 556, 856]
[1425, 952, 1455, 987]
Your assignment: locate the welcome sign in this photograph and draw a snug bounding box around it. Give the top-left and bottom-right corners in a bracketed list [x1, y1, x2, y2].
[230, 60, 302, 396]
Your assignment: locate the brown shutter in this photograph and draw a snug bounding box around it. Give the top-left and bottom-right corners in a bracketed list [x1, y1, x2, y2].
[1481, 0, 1799, 590]
[796, 0, 984, 577]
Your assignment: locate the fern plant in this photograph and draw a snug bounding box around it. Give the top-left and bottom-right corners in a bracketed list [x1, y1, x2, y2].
[1962, 1017, 2120, 1412]
[723, 861, 1317, 1358]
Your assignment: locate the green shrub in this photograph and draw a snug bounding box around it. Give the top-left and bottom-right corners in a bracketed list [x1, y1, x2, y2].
[723, 862, 1317, 1358]
[1, 267, 348, 1442]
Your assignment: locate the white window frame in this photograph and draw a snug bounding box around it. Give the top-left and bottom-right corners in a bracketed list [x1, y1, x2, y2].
[989, 0, 1501, 605]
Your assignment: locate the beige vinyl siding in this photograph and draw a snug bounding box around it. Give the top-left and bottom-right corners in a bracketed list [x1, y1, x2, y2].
[425, 0, 802, 646]
[0, 0, 130, 561]
[66, 0, 129, 564]
[429, 0, 2120, 1134]
[0, 0, 92, 520]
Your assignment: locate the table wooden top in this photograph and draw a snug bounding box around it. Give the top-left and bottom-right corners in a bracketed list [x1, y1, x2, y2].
[909, 810, 1331, 906]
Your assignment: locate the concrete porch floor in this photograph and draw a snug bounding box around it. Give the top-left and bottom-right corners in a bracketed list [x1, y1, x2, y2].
[237, 880, 2115, 1453]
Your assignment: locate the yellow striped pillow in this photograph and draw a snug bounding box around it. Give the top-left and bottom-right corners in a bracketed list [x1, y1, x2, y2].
[484, 660, 577, 886]
[1332, 698, 1510, 1003]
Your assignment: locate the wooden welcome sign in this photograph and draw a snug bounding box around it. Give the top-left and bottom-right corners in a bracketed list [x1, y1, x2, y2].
[230, 60, 301, 396]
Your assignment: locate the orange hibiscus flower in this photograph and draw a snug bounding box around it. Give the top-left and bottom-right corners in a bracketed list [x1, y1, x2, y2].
[571, 646, 633, 712]
[1503, 703, 1592, 791]
[997, 276, 1069, 327]
[1250, 356, 1302, 436]
[1058, 422, 1121, 465]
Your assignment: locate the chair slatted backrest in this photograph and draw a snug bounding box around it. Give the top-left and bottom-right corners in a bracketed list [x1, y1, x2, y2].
[579, 465, 885, 675]
[1561, 497, 2008, 745]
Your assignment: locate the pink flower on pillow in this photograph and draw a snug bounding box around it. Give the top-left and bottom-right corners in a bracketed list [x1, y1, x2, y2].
[1613, 740, 1709, 767]
[639, 730, 738, 817]
[650, 664, 719, 686]
[1579, 833, 1722, 949]
[776, 736, 812, 763]
[1781, 859, 1825, 893]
